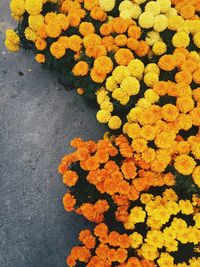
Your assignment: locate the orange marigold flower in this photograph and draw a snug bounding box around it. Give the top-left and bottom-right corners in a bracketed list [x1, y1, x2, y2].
[73, 61, 89, 76]
[121, 161, 137, 179]
[153, 81, 168, 96]
[68, 35, 83, 52]
[114, 48, 134, 66]
[127, 257, 142, 267]
[90, 7, 107, 21]
[176, 96, 194, 113]
[158, 55, 176, 71]
[35, 53, 45, 63]
[95, 244, 109, 260]
[112, 18, 128, 34]
[63, 170, 78, 187]
[35, 37, 47, 51]
[180, 4, 195, 19]
[127, 38, 139, 51]
[79, 22, 95, 36]
[135, 41, 149, 57]
[115, 34, 128, 47]
[100, 23, 113, 36]
[94, 223, 108, 237]
[161, 104, 179, 122]
[78, 247, 91, 262]
[68, 12, 81, 27]
[90, 68, 107, 83]
[175, 70, 193, 84]
[84, 0, 98, 11]
[83, 33, 102, 47]
[66, 255, 76, 267]
[95, 149, 109, 163]
[115, 248, 128, 263]
[128, 26, 141, 39]
[85, 45, 107, 58]
[63, 193, 76, 212]
[81, 156, 100, 171]
[94, 56, 113, 74]
[174, 154, 196, 175]
[50, 42, 66, 59]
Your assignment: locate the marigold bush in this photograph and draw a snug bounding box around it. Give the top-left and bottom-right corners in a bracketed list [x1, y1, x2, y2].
[5, 0, 200, 266]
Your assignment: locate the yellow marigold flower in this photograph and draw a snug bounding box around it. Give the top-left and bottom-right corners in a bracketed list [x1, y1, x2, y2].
[5, 29, 20, 52]
[108, 116, 122, 130]
[119, 1, 133, 12]
[35, 53, 45, 63]
[157, 0, 171, 13]
[145, 1, 161, 16]
[168, 15, 184, 31]
[146, 230, 164, 249]
[10, 0, 25, 17]
[176, 96, 194, 114]
[155, 131, 176, 149]
[179, 200, 194, 215]
[24, 27, 37, 42]
[145, 31, 161, 46]
[192, 166, 200, 188]
[121, 76, 140, 96]
[126, 123, 140, 139]
[142, 147, 156, 163]
[140, 193, 153, 204]
[130, 232, 143, 249]
[193, 32, 200, 48]
[151, 207, 171, 225]
[157, 253, 174, 267]
[152, 41, 167, 56]
[50, 42, 66, 59]
[129, 206, 146, 224]
[172, 32, 190, 48]
[136, 98, 151, 108]
[145, 63, 160, 75]
[112, 66, 130, 84]
[28, 14, 44, 31]
[73, 61, 89, 77]
[139, 11, 155, 29]
[128, 107, 142, 122]
[174, 155, 196, 176]
[144, 72, 159, 87]
[144, 89, 159, 103]
[140, 125, 156, 141]
[161, 104, 179, 122]
[190, 107, 200, 126]
[140, 243, 159, 261]
[165, 201, 180, 215]
[127, 59, 144, 79]
[132, 138, 147, 153]
[194, 213, 200, 228]
[129, 4, 142, 19]
[106, 76, 117, 92]
[99, 0, 115, 12]
[96, 89, 109, 105]
[163, 188, 178, 202]
[153, 14, 168, 32]
[96, 110, 111, 123]
[25, 0, 43, 15]
[100, 100, 113, 112]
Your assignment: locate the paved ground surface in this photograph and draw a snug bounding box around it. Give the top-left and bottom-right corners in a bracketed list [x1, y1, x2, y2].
[0, 2, 105, 266]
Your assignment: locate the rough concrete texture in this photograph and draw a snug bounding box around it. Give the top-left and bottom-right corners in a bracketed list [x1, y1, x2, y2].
[0, 1, 105, 266]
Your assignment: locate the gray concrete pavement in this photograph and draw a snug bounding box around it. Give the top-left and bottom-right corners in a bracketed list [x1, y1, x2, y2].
[0, 1, 105, 266]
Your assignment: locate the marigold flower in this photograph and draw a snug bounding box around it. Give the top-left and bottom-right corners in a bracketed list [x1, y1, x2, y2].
[115, 48, 134, 66]
[68, 35, 82, 52]
[90, 7, 106, 22]
[174, 154, 196, 175]
[158, 55, 176, 71]
[63, 193, 76, 212]
[35, 53, 45, 63]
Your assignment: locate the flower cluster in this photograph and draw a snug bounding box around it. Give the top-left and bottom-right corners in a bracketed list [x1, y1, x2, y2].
[126, 188, 200, 266]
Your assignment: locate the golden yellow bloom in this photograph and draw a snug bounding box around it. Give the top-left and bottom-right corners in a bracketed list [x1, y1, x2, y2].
[174, 155, 196, 176]
[108, 116, 122, 130]
[25, 0, 43, 15]
[5, 29, 20, 52]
